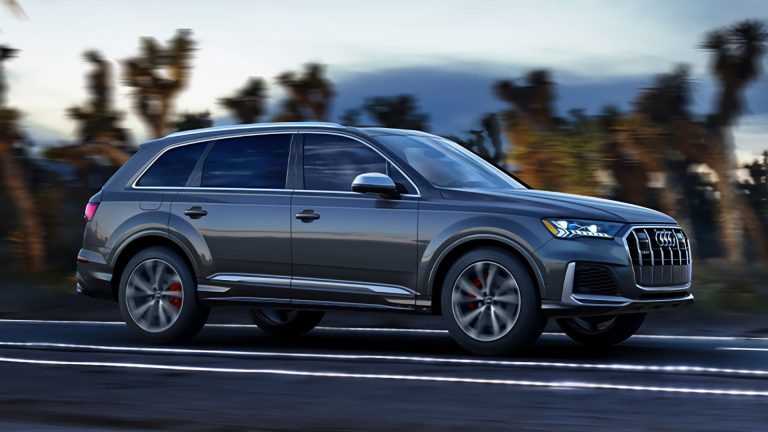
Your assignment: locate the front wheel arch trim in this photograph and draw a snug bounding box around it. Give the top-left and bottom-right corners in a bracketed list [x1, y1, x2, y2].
[426, 234, 547, 302]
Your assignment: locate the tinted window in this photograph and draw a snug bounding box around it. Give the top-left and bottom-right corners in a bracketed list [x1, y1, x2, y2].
[201, 134, 291, 189]
[137, 142, 207, 187]
[303, 134, 390, 192]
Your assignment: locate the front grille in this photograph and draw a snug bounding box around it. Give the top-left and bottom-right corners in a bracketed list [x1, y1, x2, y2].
[573, 263, 619, 296]
[625, 226, 691, 287]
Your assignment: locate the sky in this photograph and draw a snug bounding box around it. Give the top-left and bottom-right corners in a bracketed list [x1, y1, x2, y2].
[1, 0, 767, 163]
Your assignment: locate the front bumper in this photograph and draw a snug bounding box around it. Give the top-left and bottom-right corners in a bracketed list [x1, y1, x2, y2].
[536, 225, 693, 318]
[542, 262, 693, 317]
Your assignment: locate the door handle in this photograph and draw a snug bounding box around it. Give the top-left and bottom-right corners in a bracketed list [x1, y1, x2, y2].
[295, 209, 320, 222]
[184, 206, 208, 219]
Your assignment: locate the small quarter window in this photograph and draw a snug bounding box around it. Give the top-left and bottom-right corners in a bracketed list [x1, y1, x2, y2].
[201, 134, 291, 189]
[137, 142, 207, 187]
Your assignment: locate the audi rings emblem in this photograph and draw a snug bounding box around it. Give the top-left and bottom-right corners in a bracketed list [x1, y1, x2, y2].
[655, 230, 677, 247]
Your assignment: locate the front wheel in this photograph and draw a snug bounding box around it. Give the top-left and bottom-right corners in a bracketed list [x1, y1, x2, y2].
[119, 246, 209, 344]
[249, 309, 325, 337]
[441, 247, 546, 356]
[557, 313, 645, 347]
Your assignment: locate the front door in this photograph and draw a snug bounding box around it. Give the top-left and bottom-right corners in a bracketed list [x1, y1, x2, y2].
[291, 133, 419, 309]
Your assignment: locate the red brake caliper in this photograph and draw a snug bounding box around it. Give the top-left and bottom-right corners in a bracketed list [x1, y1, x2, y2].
[467, 278, 483, 310]
[167, 282, 182, 308]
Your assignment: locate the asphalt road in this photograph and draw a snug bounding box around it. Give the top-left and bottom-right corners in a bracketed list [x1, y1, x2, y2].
[1, 313, 768, 431]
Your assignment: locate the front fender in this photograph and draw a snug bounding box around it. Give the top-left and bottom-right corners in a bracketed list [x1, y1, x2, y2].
[418, 212, 552, 297]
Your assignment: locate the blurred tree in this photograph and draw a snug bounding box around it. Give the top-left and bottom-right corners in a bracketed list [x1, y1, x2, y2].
[2, 0, 26, 19]
[446, 114, 504, 165]
[614, 65, 697, 232]
[0, 45, 45, 272]
[123, 29, 196, 138]
[273, 63, 334, 121]
[702, 20, 768, 262]
[494, 70, 604, 193]
[174, 111, 212, 132]
[339, 108, 362, 126]
[219, 77, 267, 124]
[363, 95, 430, 131]
[67, 51, 129, 148]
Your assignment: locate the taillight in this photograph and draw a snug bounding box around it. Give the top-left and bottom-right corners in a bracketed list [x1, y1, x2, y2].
[84, 190, 102, 222]
[84, 202, 99, 221]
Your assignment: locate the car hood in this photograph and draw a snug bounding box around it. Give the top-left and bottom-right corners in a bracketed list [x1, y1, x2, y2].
[441, 188, 677, 224]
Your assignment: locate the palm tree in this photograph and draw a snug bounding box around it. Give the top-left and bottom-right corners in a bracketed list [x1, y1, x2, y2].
[494, 70, 568, 190]
[174, 111, 212, 132]
[363, 94, 430, 131]
[123, 29, 196, 138]
[701, 20, 768, 262]
[68, 50, 129, 148]
[273, 63, 334, 121]
[219, 77, 266, 124]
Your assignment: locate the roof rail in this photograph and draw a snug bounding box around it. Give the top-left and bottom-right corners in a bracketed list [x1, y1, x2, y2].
[166, 122, 344, 138]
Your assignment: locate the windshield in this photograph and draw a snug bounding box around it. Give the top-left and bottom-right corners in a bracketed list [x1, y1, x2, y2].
[376, 134, 526, 190]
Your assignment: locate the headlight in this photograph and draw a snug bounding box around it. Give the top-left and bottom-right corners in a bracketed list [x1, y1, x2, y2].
[542, 218, 624, 239]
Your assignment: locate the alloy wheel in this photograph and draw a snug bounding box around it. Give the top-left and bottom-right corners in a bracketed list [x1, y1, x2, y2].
[451, 261, 522, 342]
[125, 258, 184, 333]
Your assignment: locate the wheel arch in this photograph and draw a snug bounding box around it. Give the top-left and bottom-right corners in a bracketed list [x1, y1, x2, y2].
[427, 234, 546, 315]
[110, 232, 199, 301]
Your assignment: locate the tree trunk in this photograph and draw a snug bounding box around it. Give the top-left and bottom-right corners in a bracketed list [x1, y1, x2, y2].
[738, 192, 768, 262]
[0, 140, 45, 272]
[657, 171, 695, 247]
[714, 130, 745, 263]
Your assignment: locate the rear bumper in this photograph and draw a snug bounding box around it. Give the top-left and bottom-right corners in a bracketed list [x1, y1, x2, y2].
[76, 248, 114, 301]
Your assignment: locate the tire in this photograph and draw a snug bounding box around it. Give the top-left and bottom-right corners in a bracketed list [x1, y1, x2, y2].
[557, 313, 645, 347]
[249, 309, 325, 337]
[441, 247, 546, 356]
[118, 246, 209, 344]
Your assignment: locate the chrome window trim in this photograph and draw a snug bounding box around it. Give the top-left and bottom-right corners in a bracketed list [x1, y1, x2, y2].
[130, 129, 422, 197]
[131, 130, 297, 190]
[621, 224, 692, 292]
[298, 130, 421, 197]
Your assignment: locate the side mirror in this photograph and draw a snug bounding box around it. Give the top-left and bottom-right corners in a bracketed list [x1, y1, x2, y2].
[351, 172, 400, 198]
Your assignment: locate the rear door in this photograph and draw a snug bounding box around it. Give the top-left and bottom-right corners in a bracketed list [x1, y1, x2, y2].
[168, 132, 294, 301]
[290, 132, 420, 309]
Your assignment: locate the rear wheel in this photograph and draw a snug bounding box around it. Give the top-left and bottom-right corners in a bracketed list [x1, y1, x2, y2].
[441, 247, 546, 356]
[249, 309, 325, 337]
[119, 246, 209, 344]
[557, 313, 645, 347]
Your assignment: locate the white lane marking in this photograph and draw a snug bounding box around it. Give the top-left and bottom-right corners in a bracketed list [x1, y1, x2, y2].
[1, 356, 767, 397]
[720, 347, 768, 352]
[1, 341, 766, 378]
[1, 319, 766, 342]
[0, 319, 125, 325]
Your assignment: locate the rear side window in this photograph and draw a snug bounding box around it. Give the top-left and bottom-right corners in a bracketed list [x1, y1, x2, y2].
[201, 134, 291, 189]
[137, 142, 207, 187]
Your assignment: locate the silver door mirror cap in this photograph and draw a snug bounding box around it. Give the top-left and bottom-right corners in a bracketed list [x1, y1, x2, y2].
[351, 173, 400, 198]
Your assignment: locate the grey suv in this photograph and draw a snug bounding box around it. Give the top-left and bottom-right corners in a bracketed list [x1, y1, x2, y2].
[77, 122, 693, 355]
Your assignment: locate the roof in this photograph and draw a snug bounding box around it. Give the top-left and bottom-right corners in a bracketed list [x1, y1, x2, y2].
[165, 122, 344, 138]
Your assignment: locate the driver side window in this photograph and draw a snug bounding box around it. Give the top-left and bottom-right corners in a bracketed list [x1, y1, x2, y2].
[303, 134, 412, 193]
